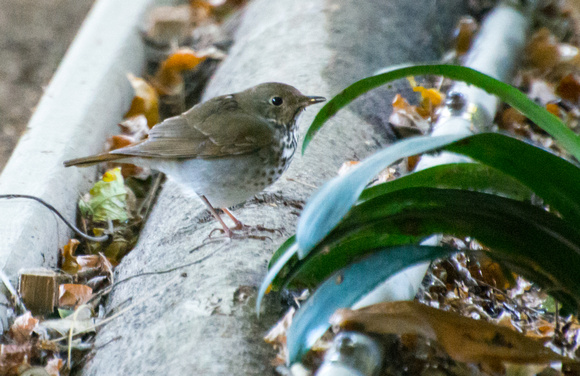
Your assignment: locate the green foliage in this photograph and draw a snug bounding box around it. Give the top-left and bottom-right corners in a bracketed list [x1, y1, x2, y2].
[78, 167, 129, 222]
[260, 64, 580, 364]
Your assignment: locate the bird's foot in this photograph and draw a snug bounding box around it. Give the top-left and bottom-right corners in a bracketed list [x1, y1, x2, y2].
[208, 223, 281, 241]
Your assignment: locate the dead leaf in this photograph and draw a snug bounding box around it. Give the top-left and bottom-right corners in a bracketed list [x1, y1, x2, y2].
[9, 312, 38, 344]
[58, 284, 93, 308]
[557, 73, 580, 103]
[389, 94, 430, 136]
[454, 16, 478, 56]
[0, 343, 33, 376]
[124, 74, 160, 128]
[330, 301, 568, 370]
[526, 28, 580, 70]
[44, 357, 63, 376]
[152, 47, 207, 95]
[264, 307, 295, 366]
[61, 239, 80, 275]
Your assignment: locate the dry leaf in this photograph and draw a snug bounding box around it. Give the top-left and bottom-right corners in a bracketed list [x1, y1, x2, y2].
[152, 48, 207, 95]
[454, 16, 478, 55]
[389, 94, 430, 136]
[556, 73, 580, 103]
[526, 28, 580, 70]
[124, 73, 160, 128]
[0, 343, 33, 376]
[330, 301, 568, 370]
[58, 284, 93, 308]
[61, 239, 80, 275]
[413, 86, 444, 118]
[44, 357, 63, 376]
[264, 307, 295, 366]
[9, 312, 38, 344]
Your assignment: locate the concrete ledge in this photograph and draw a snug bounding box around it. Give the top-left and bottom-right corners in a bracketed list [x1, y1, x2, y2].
[0, 0, 175, 328]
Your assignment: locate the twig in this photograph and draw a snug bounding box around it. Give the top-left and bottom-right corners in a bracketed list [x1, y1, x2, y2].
[0, 194, 110, 242]
[0, 268, 26, 313]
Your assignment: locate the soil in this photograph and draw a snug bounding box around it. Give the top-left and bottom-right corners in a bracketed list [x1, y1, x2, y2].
[0, 0, 95, 172]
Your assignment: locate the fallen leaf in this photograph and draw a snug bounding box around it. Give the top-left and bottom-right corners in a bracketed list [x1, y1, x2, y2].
[0, 343, 33, 376]
[78, 168, 129, 223]
[526, 28, 580, 70]
[124, 74, 159, 128]
[152, 47, 207, 96]
[9, 312, 38, 344]
[58, 284, 93, 308]
[61, 239, 80, 275]
[413, 86, 444, 118]
[557, 73, 580, 103]
[330, 301, 568, 370]
[264, 307, 295, 366]
[454, 16, 478, 56]
[44, 357, 62, 376]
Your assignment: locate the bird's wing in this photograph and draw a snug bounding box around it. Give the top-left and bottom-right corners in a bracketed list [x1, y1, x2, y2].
[111, 96, 276, 159]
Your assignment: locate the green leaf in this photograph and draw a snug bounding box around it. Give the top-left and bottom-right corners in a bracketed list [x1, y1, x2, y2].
[286, 245, 451, 363]
[445, 133, 580, 228]
[286, 189, 580, 363]
[80, 167, 129, 222]
[303, 64, 580, 159]
[359, 162, 533, 202]
[297, 133, 580, 259]
[292, 189, 580, 307]
[256, 241, 299, 315]
[296, 133, 466, 256]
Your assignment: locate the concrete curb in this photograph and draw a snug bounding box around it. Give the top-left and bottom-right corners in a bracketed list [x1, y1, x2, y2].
[0, 0, 174, 329]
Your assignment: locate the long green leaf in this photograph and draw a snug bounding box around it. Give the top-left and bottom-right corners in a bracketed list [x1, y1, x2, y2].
[296, 133, 466, 255]
[359, 162, 533, 202]
[297, 133, 580, 258]
[286, 246, 455, 363]
[445, 133, 580, 228]
[287, 189, 580, 362]
[303, 64, 580, 160]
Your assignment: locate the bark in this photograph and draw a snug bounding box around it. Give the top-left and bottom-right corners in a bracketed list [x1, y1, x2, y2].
[80, 1, 466, 375]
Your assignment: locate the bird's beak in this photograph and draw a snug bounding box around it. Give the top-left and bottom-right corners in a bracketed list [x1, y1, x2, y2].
[304, 96, 326, 106]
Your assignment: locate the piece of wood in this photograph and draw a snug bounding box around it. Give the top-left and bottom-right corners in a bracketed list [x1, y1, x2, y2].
[18, 269, 59, 315]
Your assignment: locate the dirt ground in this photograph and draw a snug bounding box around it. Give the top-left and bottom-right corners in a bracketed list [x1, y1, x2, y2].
[0, 0, 95, 172]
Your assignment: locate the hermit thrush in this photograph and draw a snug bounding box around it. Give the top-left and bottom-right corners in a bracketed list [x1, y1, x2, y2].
[64, 82, 325, 237]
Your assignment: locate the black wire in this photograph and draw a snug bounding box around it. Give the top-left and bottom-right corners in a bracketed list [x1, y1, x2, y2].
[0, 194, 110, 242]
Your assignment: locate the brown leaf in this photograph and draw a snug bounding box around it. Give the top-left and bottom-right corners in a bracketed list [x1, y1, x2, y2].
[61, 239, 80, 275]
[454, 16, 478, 55]
[9, 311, 38, 344]
[58, 284, 93, 308]
[44, 357, 63, 376]
[526, 28, 580, 70]
[152, 48, 207, 96]
[330, 301, 568, 370]
[0, 343, 33, 376]
[557, 74, 580, 103]
[124, 74, 160, 128]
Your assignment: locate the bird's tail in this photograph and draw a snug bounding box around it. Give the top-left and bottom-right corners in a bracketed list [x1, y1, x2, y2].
[63, 153, 126, 167]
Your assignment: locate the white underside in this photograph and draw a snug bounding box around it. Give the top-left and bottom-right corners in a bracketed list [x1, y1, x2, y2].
[124, 155, 274, 208]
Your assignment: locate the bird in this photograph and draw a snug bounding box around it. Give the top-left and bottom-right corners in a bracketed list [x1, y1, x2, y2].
[64, 82, 326, 237]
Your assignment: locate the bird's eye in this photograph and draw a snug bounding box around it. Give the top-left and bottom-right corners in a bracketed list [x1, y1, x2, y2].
[271, 96, 283, 106]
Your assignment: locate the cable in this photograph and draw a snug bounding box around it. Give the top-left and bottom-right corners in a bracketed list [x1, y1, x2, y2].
[0, 194, 110, 242]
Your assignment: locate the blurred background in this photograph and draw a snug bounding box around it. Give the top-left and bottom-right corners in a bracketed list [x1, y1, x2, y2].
[0, 0, 94, 172]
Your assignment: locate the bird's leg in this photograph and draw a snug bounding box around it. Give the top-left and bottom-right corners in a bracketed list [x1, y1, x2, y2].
[200, 195, 234, 238]
[221, 207, 245, 230]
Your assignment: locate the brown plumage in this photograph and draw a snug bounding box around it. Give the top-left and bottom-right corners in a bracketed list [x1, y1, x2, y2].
[64, 82, 325, 237]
